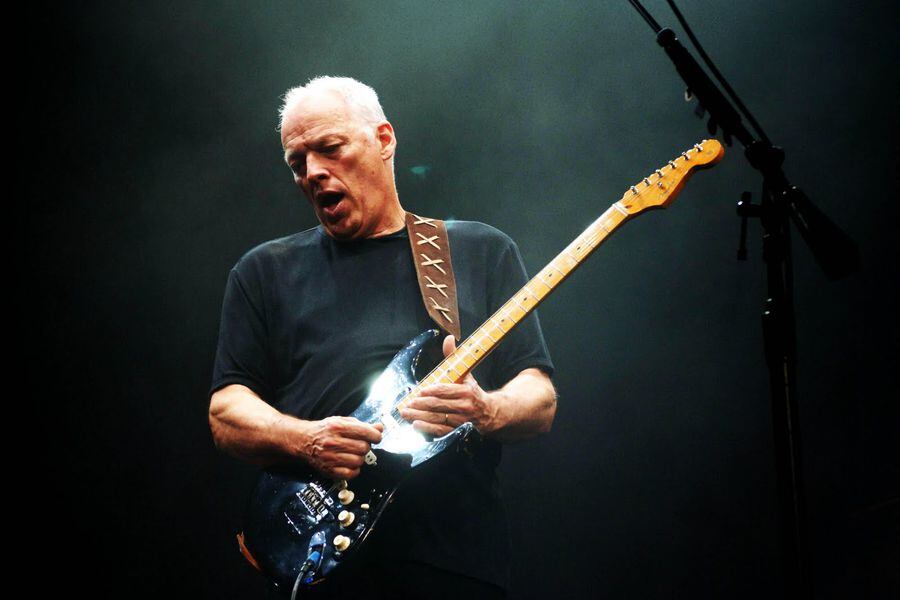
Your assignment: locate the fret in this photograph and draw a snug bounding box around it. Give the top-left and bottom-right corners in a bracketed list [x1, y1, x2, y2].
[458, 344, 478, 363]
[501, 309, 526, 325]
[490, 316, 508, 333]
[497, 311, 517, 328]
[481, 327, 498, 343]
[549, 262, 567, 278]
[522, 285, 541, 302]
[536, 272, 554, 290]
[562, 250, 580, 265]
[572, 235, 592, 252]
[453, 351, 471, 367]
[510, 296, 528, 312]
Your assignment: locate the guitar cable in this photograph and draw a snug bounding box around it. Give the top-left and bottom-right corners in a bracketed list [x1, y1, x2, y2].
[291, 531, 326, 600]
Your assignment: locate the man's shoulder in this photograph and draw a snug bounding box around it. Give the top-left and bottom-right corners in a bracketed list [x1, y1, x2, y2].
[232, 226, 323, 274]
[445, 219, 516, 249]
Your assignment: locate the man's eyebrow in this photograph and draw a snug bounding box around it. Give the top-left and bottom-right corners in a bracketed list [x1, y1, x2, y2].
[315, 133, 347, 145]
[285, 134, 347, 162]
[285, 148, 303, 162]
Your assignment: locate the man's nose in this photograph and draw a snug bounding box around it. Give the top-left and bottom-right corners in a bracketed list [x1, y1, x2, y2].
[306, 154, 329, 182]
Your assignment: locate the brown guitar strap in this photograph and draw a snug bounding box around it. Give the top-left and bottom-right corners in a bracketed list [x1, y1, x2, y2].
[405, 212, 461, 341]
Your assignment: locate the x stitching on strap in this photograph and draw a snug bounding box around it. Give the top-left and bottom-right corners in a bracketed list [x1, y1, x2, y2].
[413, 215, 438, 228]
[429, 296, 453, 323]
[425, 275, 448, 298]
[419, 253, 446, 274]
[416, 233, 441, 250]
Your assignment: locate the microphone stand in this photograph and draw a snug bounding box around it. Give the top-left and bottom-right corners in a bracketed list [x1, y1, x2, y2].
[626, 2, 860, 598]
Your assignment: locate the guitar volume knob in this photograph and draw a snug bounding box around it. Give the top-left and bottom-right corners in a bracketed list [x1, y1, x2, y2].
[337, 489, 355, 505]
[333, 535, 351, 552]
[338, 510, 355, 527]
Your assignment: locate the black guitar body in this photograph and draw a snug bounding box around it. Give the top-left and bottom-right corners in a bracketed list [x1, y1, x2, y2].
[242, 329, 476, 595]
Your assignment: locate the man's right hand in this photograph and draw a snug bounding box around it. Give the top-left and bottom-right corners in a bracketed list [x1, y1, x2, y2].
[296, 416, 384, 480]
[209, 384, 384, 479]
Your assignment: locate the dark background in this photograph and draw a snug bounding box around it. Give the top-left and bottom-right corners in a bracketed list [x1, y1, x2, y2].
[26, 1, 897, 598]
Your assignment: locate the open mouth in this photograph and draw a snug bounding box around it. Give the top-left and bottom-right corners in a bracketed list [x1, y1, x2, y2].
[316, 190, 345, 208]
[316, 190, 347, 220]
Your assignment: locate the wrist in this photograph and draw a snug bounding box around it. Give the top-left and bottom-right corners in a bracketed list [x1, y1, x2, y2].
[273, 413, 311, 460]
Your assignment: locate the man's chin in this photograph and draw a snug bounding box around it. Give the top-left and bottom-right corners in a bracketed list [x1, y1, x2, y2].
[319, 218, 361, 241]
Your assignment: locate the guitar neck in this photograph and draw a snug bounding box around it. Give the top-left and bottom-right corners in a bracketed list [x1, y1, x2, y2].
[416, 203, 630, 389]
[402, 138, 723, 398]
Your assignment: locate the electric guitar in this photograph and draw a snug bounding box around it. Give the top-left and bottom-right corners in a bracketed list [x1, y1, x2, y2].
[239, 139, 725, 596]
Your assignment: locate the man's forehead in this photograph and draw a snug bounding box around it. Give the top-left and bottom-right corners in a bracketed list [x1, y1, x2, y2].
[281, 91, 357, 147]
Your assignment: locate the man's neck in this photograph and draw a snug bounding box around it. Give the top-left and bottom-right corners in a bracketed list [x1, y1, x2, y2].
[367, 201, 406, 238]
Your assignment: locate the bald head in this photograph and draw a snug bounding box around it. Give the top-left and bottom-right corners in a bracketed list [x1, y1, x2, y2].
[279, 76, 387, 132]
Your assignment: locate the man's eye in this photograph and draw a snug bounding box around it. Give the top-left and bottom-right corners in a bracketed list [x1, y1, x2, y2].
[321, 144, 339, 154]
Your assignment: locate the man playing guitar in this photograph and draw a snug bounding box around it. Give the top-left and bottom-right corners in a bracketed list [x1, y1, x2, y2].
[209, 76, 556, 598]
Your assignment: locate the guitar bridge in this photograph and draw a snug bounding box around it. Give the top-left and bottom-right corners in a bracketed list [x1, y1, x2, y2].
[297, 482, 333, 522]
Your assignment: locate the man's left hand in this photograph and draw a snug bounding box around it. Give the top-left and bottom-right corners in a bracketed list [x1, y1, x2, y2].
[399, 335, 500, 437]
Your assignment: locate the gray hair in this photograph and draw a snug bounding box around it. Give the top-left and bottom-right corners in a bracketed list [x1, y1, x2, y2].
[278, 76, 387, 130]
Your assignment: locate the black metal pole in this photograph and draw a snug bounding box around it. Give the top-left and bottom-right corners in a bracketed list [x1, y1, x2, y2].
[628, 3, 858, 593]
[757, 173, 811, 598]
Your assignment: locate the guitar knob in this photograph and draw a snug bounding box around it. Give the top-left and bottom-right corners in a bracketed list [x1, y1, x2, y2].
[338, 510, 355, 527]
[333, 535, 351, 552]
[337, 489, 355, 505]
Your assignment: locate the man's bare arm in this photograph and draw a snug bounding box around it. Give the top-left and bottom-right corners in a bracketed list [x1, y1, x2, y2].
[484, 367, 557, 441]
[209, 384, 382, 479]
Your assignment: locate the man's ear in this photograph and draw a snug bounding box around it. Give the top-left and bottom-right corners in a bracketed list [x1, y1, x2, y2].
[376, 121, 397, 161]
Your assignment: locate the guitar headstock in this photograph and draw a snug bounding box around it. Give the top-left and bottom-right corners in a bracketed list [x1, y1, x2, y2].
[616, 139, 724, 215]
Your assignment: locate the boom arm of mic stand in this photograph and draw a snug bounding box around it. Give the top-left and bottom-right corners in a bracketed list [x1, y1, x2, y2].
[656, 28, 753, 147]
[656, 27, 859, 280]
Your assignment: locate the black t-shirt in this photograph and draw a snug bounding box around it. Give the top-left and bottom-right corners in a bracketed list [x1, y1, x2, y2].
[211, 220, 554, 588]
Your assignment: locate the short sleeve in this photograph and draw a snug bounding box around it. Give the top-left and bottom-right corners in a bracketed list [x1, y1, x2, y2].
[209, 266, 274, 402]
[484, 236, 554, 389]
